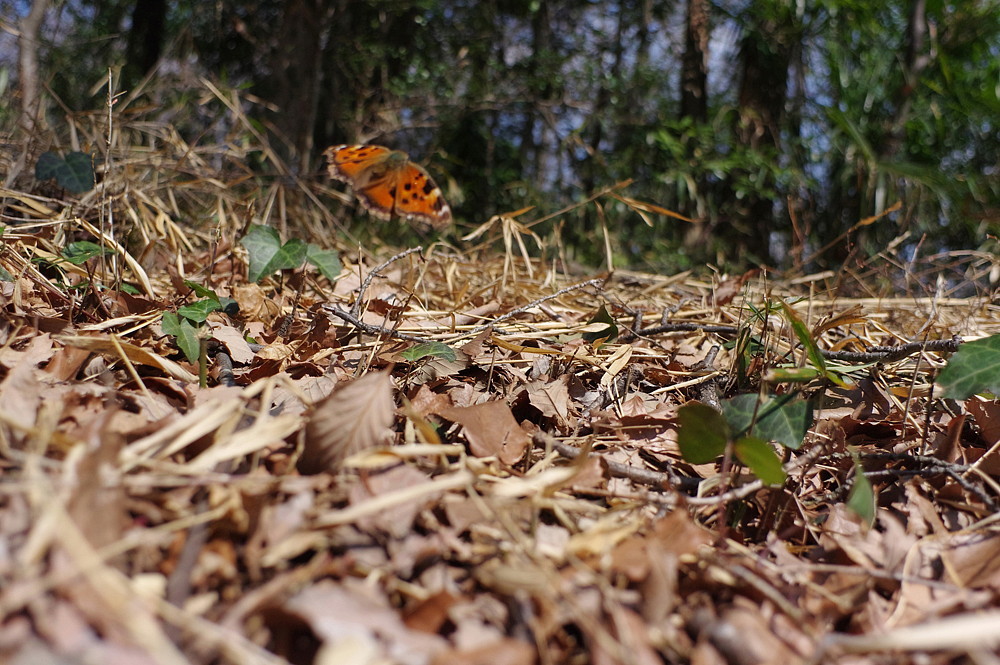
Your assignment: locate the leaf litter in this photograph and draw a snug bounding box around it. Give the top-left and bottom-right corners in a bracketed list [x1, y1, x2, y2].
[2, 97, 1000, 665]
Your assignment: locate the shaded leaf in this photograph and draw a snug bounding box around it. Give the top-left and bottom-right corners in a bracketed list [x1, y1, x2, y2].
[936, 335, 1000, 399]
[35, 151, 95, 193]
[582, 304, 618, 344]
[241, 224, 282, 282]
[306, 243, 342, 282]
[677, 401, 729, 464]
[62, 241, 112, 265]
[264, 237, 308, 275]
[723, 394, 810, 450]
[177, 298, 221, 323]
[847, 453, 876, 527]
[439, 401, 531, 465]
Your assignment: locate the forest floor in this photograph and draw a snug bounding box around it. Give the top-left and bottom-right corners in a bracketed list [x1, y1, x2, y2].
[2, 117, 1000, 665]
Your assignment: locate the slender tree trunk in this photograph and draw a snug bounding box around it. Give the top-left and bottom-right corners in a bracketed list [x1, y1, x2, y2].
[266, 0, 328, 171]
[124, 0, 168, 88]
[734, 7, 795, 264]
[680, 0, 709, 122]
[880, 0, 929, 161]
[18, 0, 51, 136]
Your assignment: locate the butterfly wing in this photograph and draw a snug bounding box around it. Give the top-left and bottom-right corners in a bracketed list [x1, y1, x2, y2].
[325, 144, 396, 220]
[389, 163, 452, 230]
[324, 144, 452, 229]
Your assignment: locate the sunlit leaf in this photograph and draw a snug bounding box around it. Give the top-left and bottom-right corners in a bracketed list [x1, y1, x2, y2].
[401, 341, 457, 362]
[162, 312, 200, 363]
[733, 436, 786, 485]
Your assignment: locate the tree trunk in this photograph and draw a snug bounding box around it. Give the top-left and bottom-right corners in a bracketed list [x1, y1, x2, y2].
[265, 0, 328, 171]
[18, 0, 51, 136]
[734, 8, 795, 264]
[680, 0, 708, 123]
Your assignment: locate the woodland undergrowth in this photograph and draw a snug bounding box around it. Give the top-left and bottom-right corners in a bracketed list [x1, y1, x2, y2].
[1, 85, 1000, 665]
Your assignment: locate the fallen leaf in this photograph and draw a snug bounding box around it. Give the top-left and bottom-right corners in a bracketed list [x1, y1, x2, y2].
[299, 371, 396, 474]
[439, 401, 531, 465]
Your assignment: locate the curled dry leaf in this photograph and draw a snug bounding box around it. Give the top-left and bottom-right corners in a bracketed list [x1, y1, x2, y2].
[299, 371, 396, 474]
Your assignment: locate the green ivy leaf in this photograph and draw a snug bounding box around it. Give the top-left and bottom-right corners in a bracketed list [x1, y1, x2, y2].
[677, 401, 730, 464]
[306, 243, 342, 282]
[184, 280, 220, 300]
[722, 394, 811, 450]
[162, 312, 200, 363]
[62, 241, 112, 265]
[263, 237, 308, 275]
[241, 225, 282, 282]
[177, 299, 221, 323]
[401, 341, 457, 362]
[35, 151, 95, 193]
[733, 436, 786, 485]
[846, 453, 876, 527]
[936, 335, 1000, 399]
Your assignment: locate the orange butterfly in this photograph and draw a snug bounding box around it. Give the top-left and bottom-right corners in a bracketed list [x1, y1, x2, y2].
[324, 144, 452, 230]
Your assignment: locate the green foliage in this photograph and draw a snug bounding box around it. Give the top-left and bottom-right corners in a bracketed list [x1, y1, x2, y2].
[61, 241, 112, 265]
[241, 225, 340, 284]
[722, 394, 811, 451]
[162, 281, 237, 364]
[676, 402, 729, 464]
[161, 311, 200, 364]
[35, 152, 95, 194]
[846, 453, 876, 527]
[936, 335, 1000, 400]
[733, 437, 786, 486]
[677, 402, 787, 485]
[777, 301, 851, 387]
[582, 305, 618, 345]
[401, 342, 457, 362]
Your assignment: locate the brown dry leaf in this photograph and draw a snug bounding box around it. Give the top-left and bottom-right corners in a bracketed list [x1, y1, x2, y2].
[439, 400, 531, 465]
[523, 375, 574, 428]
[967, 397, 1000, 445]
[430, 638, 536, 665]
[55, 334, 197, 383]
[261, 579, 447, 665]
[299, 371, 396, 474]
[211, 324, 255, 364]
[0, 358, 44, 437]
[349, 465, 435, 538]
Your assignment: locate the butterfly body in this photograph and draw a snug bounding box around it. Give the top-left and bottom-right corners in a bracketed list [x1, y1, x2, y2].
[324, 144, 452, 229]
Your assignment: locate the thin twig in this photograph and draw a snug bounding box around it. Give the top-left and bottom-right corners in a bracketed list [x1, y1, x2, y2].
[534, 431, 700, 492]
[351, 246, 424, 318]
[470, 278, 605, 334]
[322, 305, 430, 342]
